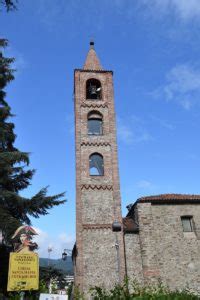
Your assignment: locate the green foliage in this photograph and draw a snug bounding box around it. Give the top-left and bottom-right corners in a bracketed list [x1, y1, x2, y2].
[39, 257, 74, 275]
[0, 0, 17, 11]
[67, 282, 73, 298]
[39, 266, 66, 290]
[89, 279, 200, 300]
[0, 39, 66, 296]
[0, 39, 66, 245]
[74, 286, 85, 300]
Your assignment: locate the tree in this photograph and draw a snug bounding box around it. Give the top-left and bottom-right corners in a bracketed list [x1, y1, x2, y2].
[0, 0, 17, 11]
[40, 266, 67, 291]
[0, 38, 66, 245]
[0, 38, 66, 296]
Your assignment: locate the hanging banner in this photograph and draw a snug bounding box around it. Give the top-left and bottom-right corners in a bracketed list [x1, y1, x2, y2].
[7, 252, 39, 291]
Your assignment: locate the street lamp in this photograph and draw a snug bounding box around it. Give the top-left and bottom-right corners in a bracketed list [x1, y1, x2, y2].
[62, 249, 67, 261]
[61, 248, 72, 261]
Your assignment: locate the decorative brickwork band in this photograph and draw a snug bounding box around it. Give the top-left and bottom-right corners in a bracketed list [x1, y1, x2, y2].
[82, 224, 112, 230]
[81, 141, 111, 147]
[81, 102, 108, 108]
[143, 268, 160, 277]
[81, 184, 113, 190]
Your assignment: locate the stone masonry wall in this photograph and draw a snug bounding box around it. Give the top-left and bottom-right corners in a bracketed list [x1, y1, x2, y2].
[82, 189, 114, 224]
[82, 228, 123, 292]
[129, 203, 200, 293]
[124, 234, 144, 284]
[137, 203, 161, 284]
[150, 204, 200, 293]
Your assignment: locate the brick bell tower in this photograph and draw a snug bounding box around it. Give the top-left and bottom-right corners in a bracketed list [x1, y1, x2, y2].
[73, 41, 125, 293]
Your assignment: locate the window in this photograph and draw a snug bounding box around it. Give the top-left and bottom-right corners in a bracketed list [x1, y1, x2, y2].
[181, 216, 194, 232]
[89, 153, 104, 176]
[86, 79, 102, 100]
[88, 111, 103, 135]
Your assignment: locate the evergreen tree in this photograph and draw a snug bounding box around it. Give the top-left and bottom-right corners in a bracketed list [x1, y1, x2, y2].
[0, 39, 66, 245]
[0, 0, 17, 11]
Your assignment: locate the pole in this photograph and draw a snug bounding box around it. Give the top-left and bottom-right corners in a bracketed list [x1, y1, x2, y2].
[115, 233, 120, 284]
[48, 246, 52, 266]
[20, 291, 25, 300]
[0, 229, 3, 244]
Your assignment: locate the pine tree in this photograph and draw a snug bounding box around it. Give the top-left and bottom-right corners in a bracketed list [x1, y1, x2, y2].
[0, 0, 17, 11]
[0, 39, 66, 244]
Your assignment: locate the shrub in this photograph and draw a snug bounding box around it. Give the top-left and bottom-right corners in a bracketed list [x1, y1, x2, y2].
[89, 279, 200, 300]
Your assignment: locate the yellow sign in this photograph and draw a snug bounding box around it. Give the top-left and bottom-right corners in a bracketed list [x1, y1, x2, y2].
[7, 252, 39, 291]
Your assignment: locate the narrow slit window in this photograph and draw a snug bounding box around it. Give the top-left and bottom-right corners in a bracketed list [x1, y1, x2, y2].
[86, 79, 102, 100]
[89, 153, 104, 176]
[181, 216, 194, 232]
[88, 111, 103, 135]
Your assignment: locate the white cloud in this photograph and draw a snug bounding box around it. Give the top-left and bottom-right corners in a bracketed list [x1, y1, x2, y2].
[117, 122, 134, 144]
[140, 0, 200, 21]
[150, 115, 175, 130]
[37, 0, 67, 28]
[136, 179, 156, 189]
[170, 0, 200, 20]
[37, 0, 106, 32]
[154, 64, 200, 110]
[117, 117, 153, 145]
[33, 227, 75, 258]
[36, 0, 200, 33]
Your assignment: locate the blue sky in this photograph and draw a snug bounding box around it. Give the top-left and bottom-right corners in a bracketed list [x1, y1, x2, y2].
[1, 0, 200, 258]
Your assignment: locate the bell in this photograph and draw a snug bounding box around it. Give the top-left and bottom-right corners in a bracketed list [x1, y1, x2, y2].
[89, 85, 97, 95]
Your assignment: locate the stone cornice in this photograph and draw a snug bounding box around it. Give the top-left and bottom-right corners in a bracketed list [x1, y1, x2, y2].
[81, 184, 113, 191]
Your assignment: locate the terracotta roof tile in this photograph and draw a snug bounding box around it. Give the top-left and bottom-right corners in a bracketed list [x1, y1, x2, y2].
[138, 194, 200, 203]
[139, 193, 200, 201]
[123, 217, 139, 233]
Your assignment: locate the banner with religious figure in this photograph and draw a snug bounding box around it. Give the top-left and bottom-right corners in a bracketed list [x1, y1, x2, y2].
[7, 225, 39, 291]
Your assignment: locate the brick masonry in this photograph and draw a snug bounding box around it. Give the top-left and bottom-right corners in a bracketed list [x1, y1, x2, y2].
[73, 46, 125, 295]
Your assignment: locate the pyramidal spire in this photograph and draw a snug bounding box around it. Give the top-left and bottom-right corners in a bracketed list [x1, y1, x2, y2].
[83, 40, 103, 70]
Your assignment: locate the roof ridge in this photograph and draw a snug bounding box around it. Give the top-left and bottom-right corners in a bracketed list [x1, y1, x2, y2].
[138, 193, 200, 201]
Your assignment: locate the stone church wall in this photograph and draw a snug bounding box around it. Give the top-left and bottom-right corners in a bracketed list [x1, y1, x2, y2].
[127, 203, 200, 293]
[82, 228, 123, 292]
[150, 204, 200, 293]
[124, 234, 143, 284]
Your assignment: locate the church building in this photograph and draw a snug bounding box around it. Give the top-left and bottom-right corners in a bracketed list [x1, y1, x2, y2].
[72, 42, 200, 295]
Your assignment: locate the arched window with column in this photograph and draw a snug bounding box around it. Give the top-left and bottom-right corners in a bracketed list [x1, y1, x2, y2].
[89, 153, 104, 176]
[86, 78, 102, 100]
[88, 111, 103, 135]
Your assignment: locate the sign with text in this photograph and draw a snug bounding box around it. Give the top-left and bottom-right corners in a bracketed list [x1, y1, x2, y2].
[7, 252, 39, 291]
[40, 294, 68, 300]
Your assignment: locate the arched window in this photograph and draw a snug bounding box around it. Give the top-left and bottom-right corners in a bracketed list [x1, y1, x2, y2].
[89, 153, 104, 176]
[86, 79, 102, 100]
[88, 111, 103, 135]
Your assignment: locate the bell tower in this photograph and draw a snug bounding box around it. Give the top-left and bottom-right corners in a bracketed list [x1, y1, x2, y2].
[73, 41, 125, 293]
